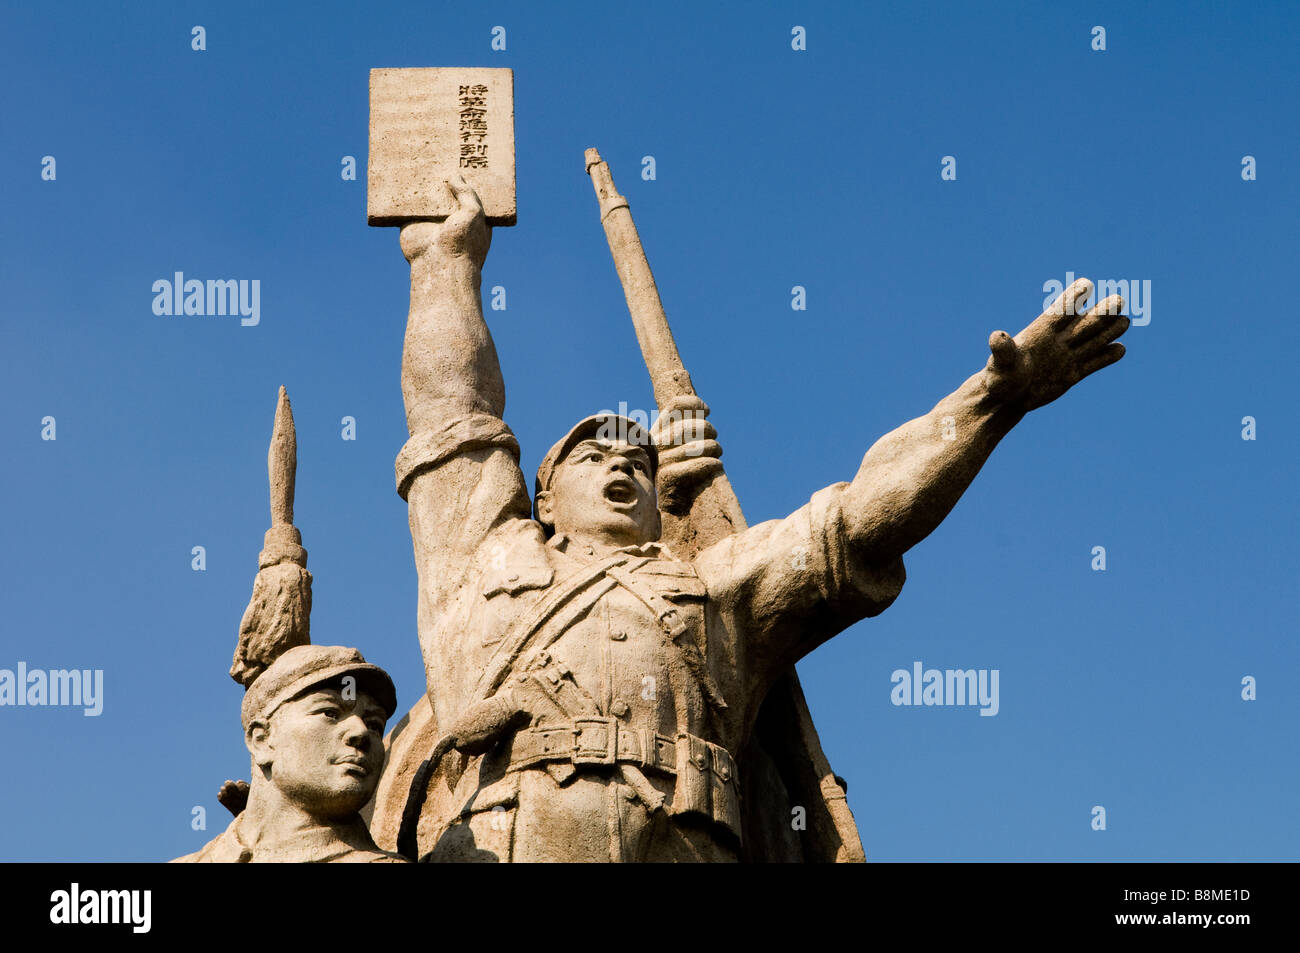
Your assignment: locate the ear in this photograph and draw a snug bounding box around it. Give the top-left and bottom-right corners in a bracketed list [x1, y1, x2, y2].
[535, 490, 554, 527]
[246, 718, 274, 769]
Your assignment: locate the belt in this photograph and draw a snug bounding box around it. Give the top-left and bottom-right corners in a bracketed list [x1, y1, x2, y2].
[502, 719, 743, 842]
[505, 718, 712, 778]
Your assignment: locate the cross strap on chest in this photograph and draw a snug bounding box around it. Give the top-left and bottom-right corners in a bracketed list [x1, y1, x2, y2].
[473, 553, 642, 699]
[601, 563, 727, 712]
[399, 552, 730, 858]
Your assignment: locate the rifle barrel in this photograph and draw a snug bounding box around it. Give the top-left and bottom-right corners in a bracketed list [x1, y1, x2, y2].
[584, 148, 694, 407]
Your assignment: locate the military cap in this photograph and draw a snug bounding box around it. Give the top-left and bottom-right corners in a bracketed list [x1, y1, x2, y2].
[533, 413, 659, 518]
[240, 644, 397, 730]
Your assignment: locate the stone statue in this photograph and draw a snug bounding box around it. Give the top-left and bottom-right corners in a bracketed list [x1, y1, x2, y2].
[366, 172, 1129, 862]
[174, 389, 407, 862]
[230, 386, 313, 687]
[174, 645, 405, 863]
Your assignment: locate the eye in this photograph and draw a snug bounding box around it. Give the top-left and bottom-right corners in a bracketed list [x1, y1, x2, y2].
[366, 719, 385, 733]
[313, 707, 340, 721]
[633, 460, 647, 473]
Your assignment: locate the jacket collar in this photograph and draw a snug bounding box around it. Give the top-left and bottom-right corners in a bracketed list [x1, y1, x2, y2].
[547, 533, 676, 562]
[201, 812, 386, 863]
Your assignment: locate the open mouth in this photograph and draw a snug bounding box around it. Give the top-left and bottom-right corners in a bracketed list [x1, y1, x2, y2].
[603, 480, 637, 505]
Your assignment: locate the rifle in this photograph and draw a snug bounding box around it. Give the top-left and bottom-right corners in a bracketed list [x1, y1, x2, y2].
[584, 150, 866, 862]
[583, 149, 745, 557]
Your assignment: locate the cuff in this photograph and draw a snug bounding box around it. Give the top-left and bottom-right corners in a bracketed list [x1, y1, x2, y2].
[396, 413, 520, 501]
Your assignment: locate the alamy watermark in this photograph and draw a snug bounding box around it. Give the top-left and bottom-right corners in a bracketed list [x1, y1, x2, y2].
[0, 662, 103, 716]
[50, 883, 150, 933]
[152, 272, 260, 326]
[1043, 271, 1150, 326]
[891, 660, 999, 716]
[595, 400, 708, 456]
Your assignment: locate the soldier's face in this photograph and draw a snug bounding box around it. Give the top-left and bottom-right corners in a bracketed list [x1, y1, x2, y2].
[260, 686, 388, 819]
[544, 439, 658, 547]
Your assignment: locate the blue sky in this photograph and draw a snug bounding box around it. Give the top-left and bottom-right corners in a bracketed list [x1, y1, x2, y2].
[2, 0, 1296, 861]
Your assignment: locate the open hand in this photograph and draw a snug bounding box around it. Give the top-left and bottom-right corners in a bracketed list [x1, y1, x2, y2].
[985, 277, 1129, 413]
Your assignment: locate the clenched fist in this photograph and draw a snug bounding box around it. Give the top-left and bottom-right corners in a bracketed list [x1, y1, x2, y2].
[399, 174, 492, 270]
[651, 394, 723, 509]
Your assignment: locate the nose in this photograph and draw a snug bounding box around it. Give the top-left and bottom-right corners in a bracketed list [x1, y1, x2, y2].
[340, 714, 371, 749]
[608, 456, 634, 476]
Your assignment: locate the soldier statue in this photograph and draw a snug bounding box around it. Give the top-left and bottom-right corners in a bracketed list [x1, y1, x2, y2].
[174, 388, 406, 863]
[174, 645, 405, 863]
[368, 175, 1129, 862]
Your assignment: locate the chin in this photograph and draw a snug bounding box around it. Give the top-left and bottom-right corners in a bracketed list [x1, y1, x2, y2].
[319, 786, 373, 817]
[332, 768, 377, 795]
[606, 524, 654, 547]
[608, 506, 657, 534]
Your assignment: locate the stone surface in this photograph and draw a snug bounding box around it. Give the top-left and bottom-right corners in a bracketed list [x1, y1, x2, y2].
[366, 169, 1129, 862]
[174, 646, 406, 864]
[230, 387, 312, 688]
[175, 391, 407, 863]
[582, 150, 861, 858]
[368, 67, 516, 227]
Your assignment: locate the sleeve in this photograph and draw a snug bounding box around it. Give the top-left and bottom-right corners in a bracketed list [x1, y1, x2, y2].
[399, 412, 534, 652]
[692, 481, 906, 689]
[396, 411, 523, 503]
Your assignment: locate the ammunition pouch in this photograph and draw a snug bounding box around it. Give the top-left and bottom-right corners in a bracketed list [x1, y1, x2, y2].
[671, 732, 742, 842]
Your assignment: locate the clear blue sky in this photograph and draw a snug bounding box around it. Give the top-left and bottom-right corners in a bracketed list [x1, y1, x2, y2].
[2, 0, 1296, 861]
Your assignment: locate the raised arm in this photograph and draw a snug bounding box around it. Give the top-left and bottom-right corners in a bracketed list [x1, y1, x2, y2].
[843, 277, 1128, 560]
[394, 175, 526, 523]
[394, 179, 537, 715]
[399, 176, 501, 432]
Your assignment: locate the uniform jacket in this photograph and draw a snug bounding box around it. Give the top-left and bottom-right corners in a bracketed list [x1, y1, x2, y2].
[380, 410, 907, 859]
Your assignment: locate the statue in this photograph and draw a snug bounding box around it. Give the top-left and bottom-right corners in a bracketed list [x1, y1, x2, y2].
[229, 386, 314, 687]
[365, 155, 1128, 862]
[174, 389, 406, 863]
[174, 645, 404, 863]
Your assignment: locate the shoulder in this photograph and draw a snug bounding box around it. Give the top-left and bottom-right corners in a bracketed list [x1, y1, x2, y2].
[169, 819, 244, 863]
[322, 819, 412, 864]
[332, 848, 412, 864]
[633, 552, 708, 599]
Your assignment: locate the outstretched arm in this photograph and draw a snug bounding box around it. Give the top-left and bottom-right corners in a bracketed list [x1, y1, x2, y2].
[843, 277, 1128, 559]
[696, 278, 1129, 693]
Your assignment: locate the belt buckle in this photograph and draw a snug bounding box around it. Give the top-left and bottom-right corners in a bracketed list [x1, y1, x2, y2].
[659, 607, 687, 640]
[571, 716, 616, 765]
